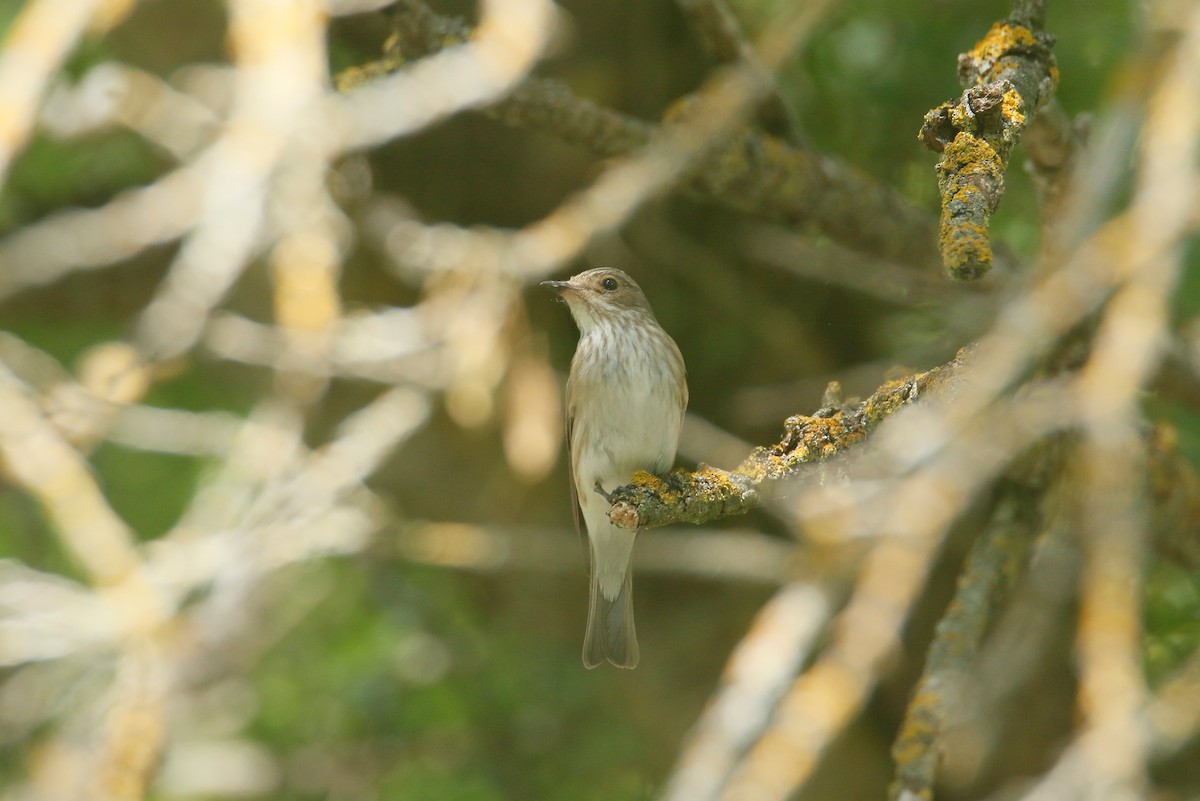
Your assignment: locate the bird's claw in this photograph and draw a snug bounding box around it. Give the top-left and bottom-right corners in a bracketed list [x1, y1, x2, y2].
[593, 480, 615, 502]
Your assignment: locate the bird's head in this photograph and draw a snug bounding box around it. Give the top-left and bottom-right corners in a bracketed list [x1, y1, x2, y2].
[541, 267, 655, 331]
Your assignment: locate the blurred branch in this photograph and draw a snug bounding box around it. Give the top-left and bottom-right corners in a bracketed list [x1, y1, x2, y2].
[360, 0, 958, 275]
[330, 0, 557, 151]
[740, 223, 966, 305]
[660, 583, 829, 801]
[394, 522, 798, 584]
[361, 0, 838, 289]
[919, 6, 1058, 279]
[96, 644, 170, 801]
[674, 0, 807, 143]
[0, 0, 111, 187]
[0, 363, 148, 591]
[42, 63, 222, 159]
[1022, 98, 1088, 258]
[0, 158, 204, 301]
[1149, 644, 1200, 759]
[889, 481, 1041, 801]
[1070, 11, 1200, 796]
[132, 0, 331, 362]
[939, 497, 1079, 791]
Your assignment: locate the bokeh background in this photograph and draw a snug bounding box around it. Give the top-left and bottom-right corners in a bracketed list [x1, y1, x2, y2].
[0, 0, 1197, 799]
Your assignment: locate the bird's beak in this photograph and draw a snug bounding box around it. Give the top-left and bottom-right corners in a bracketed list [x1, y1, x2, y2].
[541, 279, 576, 296]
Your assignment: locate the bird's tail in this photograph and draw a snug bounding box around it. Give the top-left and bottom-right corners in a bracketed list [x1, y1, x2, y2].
[582, 541, 638, 669]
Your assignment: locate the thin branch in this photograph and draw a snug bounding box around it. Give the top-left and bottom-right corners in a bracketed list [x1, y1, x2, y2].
[1022, 98, 1088, 259]
[0, 0, 110, 187]
[888, 481, 1042, 801]
[393, 523, 798, 583]
[674, 0, 807, 143]
[607, 359, 1200, 575]
[1070, 9, 1200, 796]
[659, 584, 830, 801]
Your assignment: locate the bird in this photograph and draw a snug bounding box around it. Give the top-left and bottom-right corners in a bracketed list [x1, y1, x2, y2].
[542, 267, 688, 668]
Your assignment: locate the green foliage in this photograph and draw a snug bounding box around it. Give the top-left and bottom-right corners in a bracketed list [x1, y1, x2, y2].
[1145, 561, 1200, 686]
[242, 560, 671, 800]
[0, 131, 168, 232]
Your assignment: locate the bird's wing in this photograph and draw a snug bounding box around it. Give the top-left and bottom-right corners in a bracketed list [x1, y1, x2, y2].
[564, 375, 587, 563]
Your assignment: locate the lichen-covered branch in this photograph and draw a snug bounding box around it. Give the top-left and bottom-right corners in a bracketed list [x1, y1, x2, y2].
[606, 349, 971, 531]
[606, 361, 1200, 574]
[683, 113, 945, 270]
[888, 482, 1041, 801]
[343, 0, 951, 273]
[919, 7, 1058, 279]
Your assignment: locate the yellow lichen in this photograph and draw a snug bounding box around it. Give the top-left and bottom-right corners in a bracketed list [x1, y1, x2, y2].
[630, 469, 679, 505]
[1001, 87, 1025, 127]
[861, 378, 917, 424]
[941, 228, 990, 273]
[967, 22, 1039, 82]
[892, 684, 942, 760]
[935, 133, 1000, 274]
[940, 132, 1002, 178]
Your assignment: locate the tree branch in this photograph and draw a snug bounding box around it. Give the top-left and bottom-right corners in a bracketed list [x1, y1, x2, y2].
[606, 350, 970, 530]
[343, 0, 962, 274]
[603, 354, 1200, 577]
[674, 0, 807, 144]
[888, 481, 1041, 801]
[919, 7, 1058, 279]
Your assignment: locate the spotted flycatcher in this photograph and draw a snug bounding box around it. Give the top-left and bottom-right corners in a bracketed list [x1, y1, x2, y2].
[542, 267, 688, 668]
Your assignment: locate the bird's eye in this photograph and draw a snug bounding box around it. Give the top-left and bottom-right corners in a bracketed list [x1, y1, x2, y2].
[601, 277, 618, 291]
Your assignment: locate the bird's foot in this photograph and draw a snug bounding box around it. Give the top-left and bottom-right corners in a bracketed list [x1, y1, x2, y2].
[593, 480, 615, 501]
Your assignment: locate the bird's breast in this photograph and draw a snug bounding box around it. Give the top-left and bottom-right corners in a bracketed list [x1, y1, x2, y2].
[569, 324, 686, 478]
